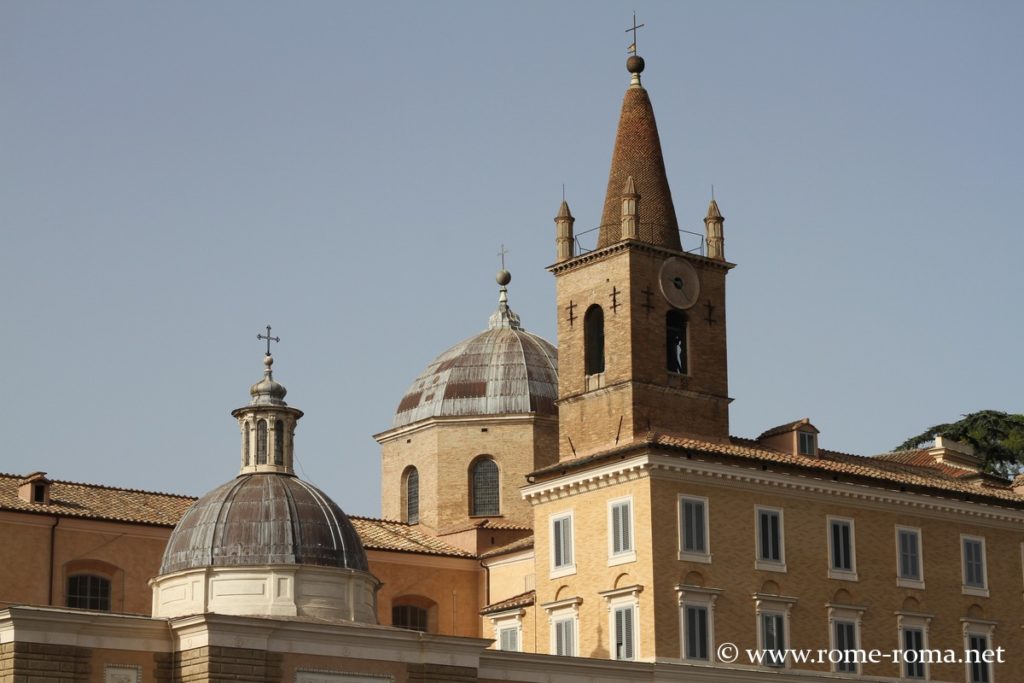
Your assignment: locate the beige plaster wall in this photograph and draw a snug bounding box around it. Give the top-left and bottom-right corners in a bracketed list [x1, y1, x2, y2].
[369, 550, 483, 637]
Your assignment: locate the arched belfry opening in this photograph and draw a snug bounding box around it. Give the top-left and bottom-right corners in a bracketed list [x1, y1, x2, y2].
[666, 310, 688, 374]
[584, 305, 605, 375]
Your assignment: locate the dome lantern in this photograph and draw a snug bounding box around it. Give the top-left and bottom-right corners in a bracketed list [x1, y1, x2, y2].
[151, 331, 378, 623]
[231, 333, 304, 475]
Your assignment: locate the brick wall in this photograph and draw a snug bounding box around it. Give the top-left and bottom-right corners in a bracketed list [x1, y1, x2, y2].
[554, 244, 732, 460]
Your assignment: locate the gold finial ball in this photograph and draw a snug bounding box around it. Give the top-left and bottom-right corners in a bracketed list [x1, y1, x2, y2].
[264, 354, 274, 367]
[626, 55, 645, 74]
[496, 269, 512, 286]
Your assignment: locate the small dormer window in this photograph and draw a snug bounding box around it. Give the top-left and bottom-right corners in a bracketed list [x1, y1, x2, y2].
[798, 431, 817, 456]
[18, 473, 51, 504]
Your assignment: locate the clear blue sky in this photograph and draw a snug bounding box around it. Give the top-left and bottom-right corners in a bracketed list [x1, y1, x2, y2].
[3, 1, 1021, 515]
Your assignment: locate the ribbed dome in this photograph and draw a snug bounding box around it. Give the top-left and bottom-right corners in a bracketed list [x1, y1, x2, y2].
[160, 473, 367, 575]
[392, 326, 558, 429]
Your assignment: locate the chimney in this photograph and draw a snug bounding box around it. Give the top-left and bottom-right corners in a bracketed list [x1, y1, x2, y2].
[928, 436, 983, 473]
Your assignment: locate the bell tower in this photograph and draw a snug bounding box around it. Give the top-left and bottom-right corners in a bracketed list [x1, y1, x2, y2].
[550, 53, 734, 461]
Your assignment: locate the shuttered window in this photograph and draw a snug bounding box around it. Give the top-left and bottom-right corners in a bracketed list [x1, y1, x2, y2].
[554, 618, 575, 656]
[963, 538, 986, 588]
[552, 515, 574, 570]
[685, 605, 708, 660]
[968, 634, 991, 683]
[613, 605, 635, 660]
[898, 528, 921, 580]
[681, 498, 706, 553]
[834, 620, 857, 673]
[830, 519, 853, 571]
[610, 500, 632, 555]
[761, 613, 785, 667]
[498, 627, 520, 652]
[903, 627, 925, 679]
[757, 508, 783, 562]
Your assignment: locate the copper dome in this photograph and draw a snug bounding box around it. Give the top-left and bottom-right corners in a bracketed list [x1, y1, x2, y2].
[392, 326, 558, 430]
[160, 473, 367, 575]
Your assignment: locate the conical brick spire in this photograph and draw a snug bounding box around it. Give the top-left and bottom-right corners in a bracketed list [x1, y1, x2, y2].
[596, 59, 681, 251]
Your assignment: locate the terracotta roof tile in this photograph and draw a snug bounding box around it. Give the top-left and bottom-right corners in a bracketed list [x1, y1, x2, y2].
[0, 473, 196, 526]
[480, 536, 534, 559]
[529, 434, 1024, 506]
[757, 418, 817, 439]
[480, 590, 535, 616]
[349, 516, 474, 558]
[441, 519, 533, 535]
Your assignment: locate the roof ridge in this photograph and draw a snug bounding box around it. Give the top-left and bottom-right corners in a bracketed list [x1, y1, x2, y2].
[0, 472, 198, 500]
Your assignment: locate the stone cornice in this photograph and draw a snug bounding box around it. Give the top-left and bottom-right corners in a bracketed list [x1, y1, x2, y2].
[0, 606, 172, 651]
[523, 451, 1024, 527]
[548, 239, 734, 276]
[556, 379, 731, 408]
[170, 612, 489, 668]
[374, 413, 557, 443]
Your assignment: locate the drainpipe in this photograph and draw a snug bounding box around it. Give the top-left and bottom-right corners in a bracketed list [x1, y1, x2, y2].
[47, 517, 58, 605]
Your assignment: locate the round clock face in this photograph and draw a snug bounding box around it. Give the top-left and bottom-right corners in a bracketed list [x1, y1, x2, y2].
[659, 257, 700, 310]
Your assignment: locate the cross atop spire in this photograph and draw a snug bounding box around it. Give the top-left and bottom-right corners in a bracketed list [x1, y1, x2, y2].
[497, 244, 509, 271]
[257, 325, 280, 357]
[626, 12, 645, 55]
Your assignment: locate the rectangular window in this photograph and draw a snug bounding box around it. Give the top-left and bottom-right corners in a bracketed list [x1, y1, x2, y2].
[829, 518, 854, 573]
[551, 513, 575, 576]
[797, 431, 816, 455]
[610, 499, 633, 556]
[897, 528, 922, 582]
[968, 633, 991, 683]
[613, 605, 635, 660]
[963, 537, 986, 590]
[761, 613, 786, 667]
[498, 627, 520, 652]
[685, 605, 709, 660]
[680, 497, 707, 554]
[903, 627, 925, 679]
[554, 617, 576, 656]
[756, 507, 785, 568]
[834, 620, 857, 673]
